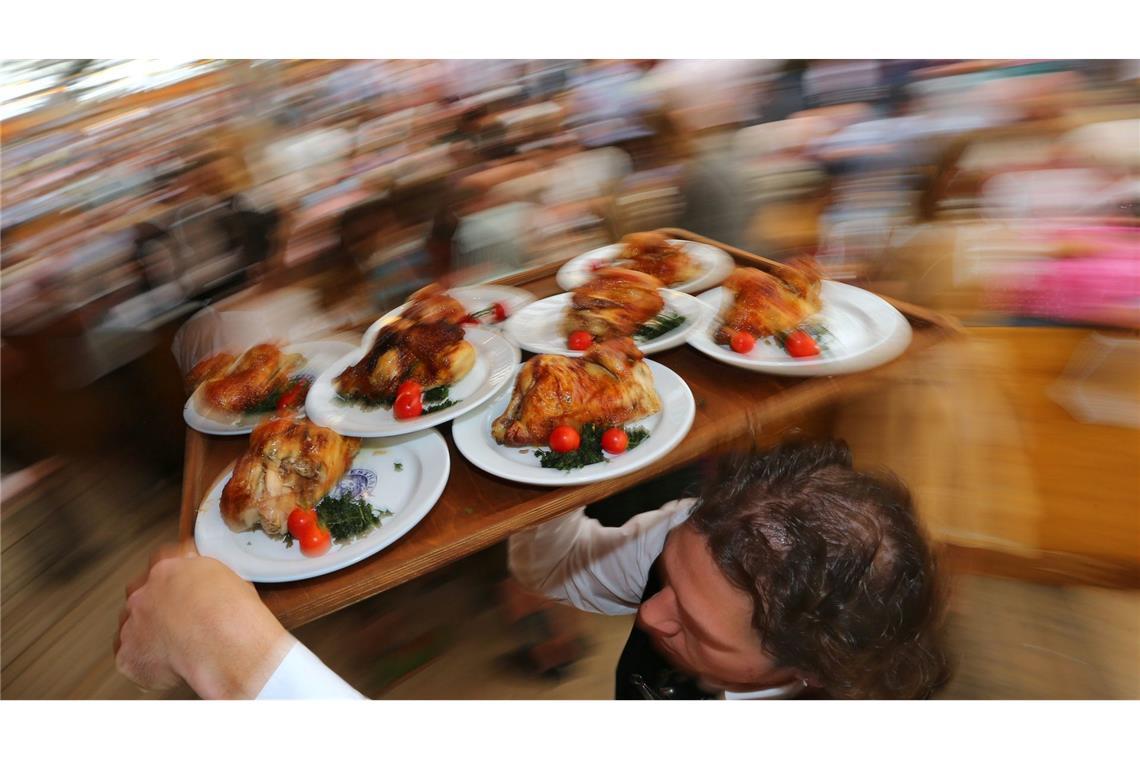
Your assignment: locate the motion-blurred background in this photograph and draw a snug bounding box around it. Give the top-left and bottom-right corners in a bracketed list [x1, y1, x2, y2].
[2, 59, 1137, 699]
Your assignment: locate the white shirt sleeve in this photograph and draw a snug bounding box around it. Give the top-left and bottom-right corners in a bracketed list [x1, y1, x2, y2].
[507, 498, 696, 615]
[255, 640, 367, 700]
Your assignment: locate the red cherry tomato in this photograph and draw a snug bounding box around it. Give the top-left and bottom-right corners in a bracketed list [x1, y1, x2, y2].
[396, 380, 423, 400]
[601, 428, 629, 454]
[394, 392, 423, 419]
[288, 507, 317, 539]
[730, 331, 756, 354]
[785, 330, 820, 358]
[299, 524, 331, 557]
[492, 302, 508, 322]
[549, 425, 581, 453]
[461, 314, 479, 326]
[276, 379, 311, 412]
[567, 331, 594, 351]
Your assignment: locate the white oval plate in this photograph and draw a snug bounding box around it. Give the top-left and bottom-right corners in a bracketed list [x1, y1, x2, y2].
[183, 340, 358, 436]
[194, 429, 449, 583]
[555, 239, 734, 294]
[452, 359, 695, 486]
[686, 281, 913, 376]
[504, 289, 713, 357]
[305, 326, 520, 437]
[362, 285, 536, 347]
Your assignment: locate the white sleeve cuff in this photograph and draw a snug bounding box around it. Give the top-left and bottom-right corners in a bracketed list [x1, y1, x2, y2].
[255, 640, 367, 700]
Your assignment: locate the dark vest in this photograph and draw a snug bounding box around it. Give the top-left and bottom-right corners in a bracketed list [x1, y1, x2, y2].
[614, 560, 719, 700]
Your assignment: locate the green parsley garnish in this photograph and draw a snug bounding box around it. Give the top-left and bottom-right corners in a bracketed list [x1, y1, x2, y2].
[534, 424, 651, 471]
[315, 492, 393, 542]
[635, 312, 686, 341]
[394, 462, 404, 472]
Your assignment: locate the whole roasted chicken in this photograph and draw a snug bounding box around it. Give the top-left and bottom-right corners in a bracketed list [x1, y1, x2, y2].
[614, 232, 700, 287]
[220, 417, 361, 535]
[336, 318, 475, 403]
[492, 338, 661, 447]
[201, 344, 304, 412]
[714, 258, 822, 344]
[187, 351, 236, 393]
[564, 268, 665, 340]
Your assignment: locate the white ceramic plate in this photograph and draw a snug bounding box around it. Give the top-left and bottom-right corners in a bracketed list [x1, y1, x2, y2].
[451, 359, 695, 486]
[183, 340, 357, 436]
[194, 429, 449, 583]
[361, 285, 536, 347]
[555, 239, 734, 294]
[305, 326, 520, 437]
[686, 281, 913, 376]
[503, 289, 713, 357]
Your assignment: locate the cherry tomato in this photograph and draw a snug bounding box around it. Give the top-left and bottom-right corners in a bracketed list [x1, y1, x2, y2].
[299, 524, 331, 557]
[288, 507, 317, 539]
[601, 428, 629, 454]
[276, 380, 311, 412]
[394, 392, 423, 419]
[396, 380, 423, 400]
[549, 425, 581, 453]
[730, 331, 756, 354]
[492, 302, 508, 322]
[461, 314, 479, 326]
[567, 331, 594, 351]
[785, 330, 820, 358]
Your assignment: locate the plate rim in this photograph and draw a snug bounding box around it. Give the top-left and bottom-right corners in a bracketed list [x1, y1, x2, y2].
[182, 339, 359, 436]
[304, 325, 521, 437]
[554, 239, 734, 295]
[451, 358, 696, 486]
[686, 281, 914, 376]
[193, 427, 450, 583]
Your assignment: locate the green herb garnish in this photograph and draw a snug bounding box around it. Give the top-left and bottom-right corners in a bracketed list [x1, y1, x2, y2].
[335, 391, 394, 410]
[772, 322, 833, 352]
[635, 311, 686, 341]
[533, 424, 651, 471]
[315, 491, 393, 542]
[394, 462, 404, 472]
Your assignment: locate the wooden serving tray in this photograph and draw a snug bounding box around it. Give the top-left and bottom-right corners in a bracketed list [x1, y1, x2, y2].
[177, 229, 963, 629]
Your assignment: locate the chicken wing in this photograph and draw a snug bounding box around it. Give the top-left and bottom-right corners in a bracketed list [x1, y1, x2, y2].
[714, 258, 822, 344]
[202, 343, 304, 413]
[564, 268, 665, 340]
[492, 337, 661, 447]
[336, 318, 475, 403]
[614, 232, 700, 287]
[220, 417, 361, 535]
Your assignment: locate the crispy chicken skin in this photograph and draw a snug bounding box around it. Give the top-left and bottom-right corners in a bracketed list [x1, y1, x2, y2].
[202, 344, 304, 412]
[336, 317, 475, 403]
[713, 258, 822, 344]
[491, 337, 661, 447]
[564, 268, 665, 340]
[220, 417, 361, 535]
[402, 283, 468, 325]
[614, 232, 700, 287]
[187, 352, 236, 392]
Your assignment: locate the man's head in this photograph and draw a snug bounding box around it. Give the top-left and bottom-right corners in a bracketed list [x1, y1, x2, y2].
[636, 440, 950, 698]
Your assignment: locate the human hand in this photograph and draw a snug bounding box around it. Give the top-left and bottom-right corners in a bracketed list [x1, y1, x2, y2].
[114, 542, 294, 699]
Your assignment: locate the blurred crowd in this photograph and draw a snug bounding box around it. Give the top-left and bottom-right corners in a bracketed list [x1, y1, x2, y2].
[2, 58, 1138, 471]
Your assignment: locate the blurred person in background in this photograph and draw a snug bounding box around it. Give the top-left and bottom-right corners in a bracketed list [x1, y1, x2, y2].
[114, 441, 950, 700]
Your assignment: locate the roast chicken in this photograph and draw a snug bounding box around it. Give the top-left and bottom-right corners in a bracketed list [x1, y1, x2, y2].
[201, 344, 304, 413]
[613, 232, 700, 287]
[336, 317, 475, 403]
[492, 337, 661, 447]
[402, 283, 468, 325]
[714, 258, 822, 344]
[187, 352, 236, 392]
[564, 268, 665, 340]
[220, 417, 361, 535]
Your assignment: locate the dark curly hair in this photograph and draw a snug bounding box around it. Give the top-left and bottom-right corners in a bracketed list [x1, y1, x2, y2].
[688, 440, 951, 699]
